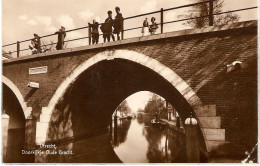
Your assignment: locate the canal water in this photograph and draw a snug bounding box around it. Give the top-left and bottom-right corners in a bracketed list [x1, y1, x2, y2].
[112, 116, 186, 163]
[5, 116, 186, 163]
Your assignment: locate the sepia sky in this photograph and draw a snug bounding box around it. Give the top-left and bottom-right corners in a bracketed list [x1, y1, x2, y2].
[2, 0, 257, 46]
[2, 0, 258, 112]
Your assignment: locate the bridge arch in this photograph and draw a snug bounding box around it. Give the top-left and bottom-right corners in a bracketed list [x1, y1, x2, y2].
[2, 76, 33, 162]
[2, 75, 32, 118]
[38, 50, 205, 149]
[45, 50, 202, 115]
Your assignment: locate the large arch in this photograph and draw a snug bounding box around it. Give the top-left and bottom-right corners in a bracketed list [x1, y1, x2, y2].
[37, 50, 204, 146]
[2, 76, 32, 119]
[44, 50, 202, 115]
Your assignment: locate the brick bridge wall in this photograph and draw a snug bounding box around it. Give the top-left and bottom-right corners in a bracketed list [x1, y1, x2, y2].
[2, 21, 257, 154]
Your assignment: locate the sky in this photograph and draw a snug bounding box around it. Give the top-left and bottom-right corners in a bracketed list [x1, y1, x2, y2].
[125, 91, 152, 113]
[2, 0, 258, 112]
[2, 0, 257, 54]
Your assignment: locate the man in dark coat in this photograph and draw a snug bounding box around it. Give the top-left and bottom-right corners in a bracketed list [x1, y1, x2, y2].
[55, 26, 66, 50]
[113, 6, 123, 40]
[88, 19, 99, 44]
[101, 10, 115, 42]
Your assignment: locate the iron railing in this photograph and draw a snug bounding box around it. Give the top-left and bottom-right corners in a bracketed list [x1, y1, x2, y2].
[2, 0, 257, 58]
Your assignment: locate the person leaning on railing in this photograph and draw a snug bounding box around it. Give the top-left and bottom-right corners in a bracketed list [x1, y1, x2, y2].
[149, 17, 158, 35]
[55, 26, 66, 50]
[29, 33, 42, 54]
[88, 19, 99, 44]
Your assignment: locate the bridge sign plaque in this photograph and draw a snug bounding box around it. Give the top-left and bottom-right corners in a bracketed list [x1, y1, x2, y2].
[29, 66, 48, 75]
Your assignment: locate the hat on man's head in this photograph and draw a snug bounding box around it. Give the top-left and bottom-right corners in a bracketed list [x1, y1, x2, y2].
[108, 10, 112, 14]
[115, 6, 120, 11]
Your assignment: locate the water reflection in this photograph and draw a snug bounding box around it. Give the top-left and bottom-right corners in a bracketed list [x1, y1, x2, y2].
[33, 133, 121, 163]
[5, 129, 35, 163]
[113, 119, 131, 147]
[6, 117, 185, 163]
[113, 117, 186, 163]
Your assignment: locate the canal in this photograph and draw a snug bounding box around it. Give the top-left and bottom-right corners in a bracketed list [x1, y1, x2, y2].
[112, 116, 186, 163]
[5, 116, 187, 163]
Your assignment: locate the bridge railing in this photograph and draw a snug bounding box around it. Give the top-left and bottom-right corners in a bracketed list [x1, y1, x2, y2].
[2, 0, 257, 58]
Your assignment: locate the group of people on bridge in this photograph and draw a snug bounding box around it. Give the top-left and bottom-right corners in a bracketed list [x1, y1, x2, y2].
[29, 26, 66, 54]
[89, 6, 123, 44]
[142, 17, 158, 36]
[29, 6, 159, 54]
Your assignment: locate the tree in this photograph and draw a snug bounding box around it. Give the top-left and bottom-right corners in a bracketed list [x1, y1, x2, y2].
[179, 0, 239, 28]
[117, 100, 132, 115]
[144, 94, 166, 116]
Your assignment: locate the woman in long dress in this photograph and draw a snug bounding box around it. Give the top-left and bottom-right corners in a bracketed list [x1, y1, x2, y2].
[149, 17, 158, 35]
[142, 18, 149, 36]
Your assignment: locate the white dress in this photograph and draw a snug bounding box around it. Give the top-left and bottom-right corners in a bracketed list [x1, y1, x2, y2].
[142, 27, 149, 36]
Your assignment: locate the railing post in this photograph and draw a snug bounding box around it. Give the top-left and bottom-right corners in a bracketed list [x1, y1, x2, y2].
[88, 27, 91, 45]
[160, 8, 164, 33]
[209, 0, 214, 26]
[17, 41, 20, 57]
[121, 19, 124, 40]
[37, 37, 41, 53]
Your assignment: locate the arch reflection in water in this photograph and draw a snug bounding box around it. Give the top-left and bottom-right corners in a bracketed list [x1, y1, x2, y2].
[113, 117, 186, 163]
[112, 118, 132, 147]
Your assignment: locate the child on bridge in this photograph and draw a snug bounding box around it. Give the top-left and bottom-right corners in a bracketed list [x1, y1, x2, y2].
[88, 19, 100, 44]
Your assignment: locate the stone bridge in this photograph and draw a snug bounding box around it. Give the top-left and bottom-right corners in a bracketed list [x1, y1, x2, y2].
[2, 20, 257, 156]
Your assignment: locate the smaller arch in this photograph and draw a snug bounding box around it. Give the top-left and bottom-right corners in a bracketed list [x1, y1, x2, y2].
[2, 75, 32, 119]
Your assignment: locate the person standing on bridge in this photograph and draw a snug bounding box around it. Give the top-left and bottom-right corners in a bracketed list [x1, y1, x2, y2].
[88, 19, 100, 44]
[113, 6, 123, 40]
[101, 10, 115, 43]
[141, 18, 149, 36]
[55, 26, 66, 50]
[29, 33, 42, 54]
[100, 21, 107, 42]
[149, 17, 158, 35]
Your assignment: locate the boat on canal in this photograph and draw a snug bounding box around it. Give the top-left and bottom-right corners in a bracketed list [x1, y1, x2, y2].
[127, 115, 132, 120]
[151, 119, 167, 128]
[119, 115, 127, 120]
[151, 119, 161, 127]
